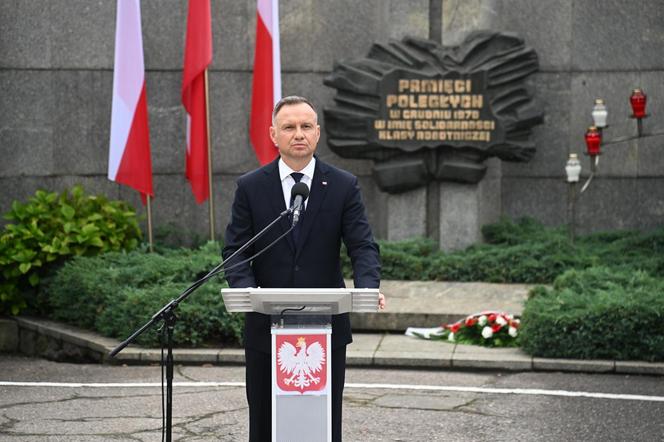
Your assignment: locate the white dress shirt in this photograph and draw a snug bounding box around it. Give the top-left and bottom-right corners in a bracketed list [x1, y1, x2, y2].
[278, 157, 315, 210]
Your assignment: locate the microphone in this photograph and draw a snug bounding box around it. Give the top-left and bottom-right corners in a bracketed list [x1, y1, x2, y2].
[290, 182, 310, 226]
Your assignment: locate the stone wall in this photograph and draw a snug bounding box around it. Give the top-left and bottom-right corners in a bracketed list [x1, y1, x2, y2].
[1, 0, 662, 246]
[491, 0, 664, 233]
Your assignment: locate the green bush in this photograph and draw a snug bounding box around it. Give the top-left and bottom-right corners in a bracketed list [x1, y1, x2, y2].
[343, 218, 664, 360]
[0, 186, 141, 315]
[42, 242, 243, 347]
[519, 267, 664, 361]
[583, 228, 664, 277]
[341, 218, 664, 284]
[481, 216, 558, 245]
[95, 282, 241, 348]
[427, 240, 595, 283]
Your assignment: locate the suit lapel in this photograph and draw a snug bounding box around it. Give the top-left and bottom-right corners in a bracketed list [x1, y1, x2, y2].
[263, 159, 296, 253]
[295, 159, 329, 259]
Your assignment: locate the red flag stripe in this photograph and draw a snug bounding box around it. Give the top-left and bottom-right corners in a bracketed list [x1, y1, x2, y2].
[184, 74, 210, 204]
[115, 83, 154, 200]
[249, 13, 278, 165]
[250, 0, 280, 165]
[182, 0, 212, 203]
[108, 0, 153, 204]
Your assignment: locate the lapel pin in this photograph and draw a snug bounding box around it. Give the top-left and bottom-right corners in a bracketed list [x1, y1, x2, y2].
[322, 181, 328, 186]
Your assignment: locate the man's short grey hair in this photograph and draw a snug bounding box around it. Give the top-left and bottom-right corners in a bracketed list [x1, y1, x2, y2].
[272, 95, 318, 123]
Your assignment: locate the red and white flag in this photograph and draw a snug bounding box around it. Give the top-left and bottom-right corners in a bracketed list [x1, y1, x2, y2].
[108, 0, 153, 203]
[182, 0, 213, 204]
[250, 0, 281, 165]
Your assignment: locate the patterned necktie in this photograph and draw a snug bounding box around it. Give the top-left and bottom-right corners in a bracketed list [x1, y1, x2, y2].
[290, 173, 304, 245]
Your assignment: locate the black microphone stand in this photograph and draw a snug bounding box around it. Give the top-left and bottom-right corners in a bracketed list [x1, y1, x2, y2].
[109, 207, 293, 442]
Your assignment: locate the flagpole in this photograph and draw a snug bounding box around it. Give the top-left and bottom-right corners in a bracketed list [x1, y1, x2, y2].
[204, 68, 215, 241]
[146, 195, 154, 253]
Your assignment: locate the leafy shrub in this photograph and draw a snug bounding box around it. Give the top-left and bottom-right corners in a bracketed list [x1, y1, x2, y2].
[519, 267, 664, 361]
[43, 242, 243, 347]
[0, 186, 141, 315]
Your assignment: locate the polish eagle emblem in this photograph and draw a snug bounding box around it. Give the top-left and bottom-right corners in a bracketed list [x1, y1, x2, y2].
[277, 336, 326, 391]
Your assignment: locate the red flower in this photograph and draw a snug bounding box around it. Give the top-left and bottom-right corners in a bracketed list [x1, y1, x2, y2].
[491, 324, 502, 333]
[449, 323, 461, 333]
[488, 314, 497, 323]
[465, 317, 477, 327]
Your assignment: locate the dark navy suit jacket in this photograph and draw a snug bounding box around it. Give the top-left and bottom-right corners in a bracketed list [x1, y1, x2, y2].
[222, 157, 380, 353]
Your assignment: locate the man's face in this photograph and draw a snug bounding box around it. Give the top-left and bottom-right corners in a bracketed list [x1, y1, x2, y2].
[270, 102, 320, 166]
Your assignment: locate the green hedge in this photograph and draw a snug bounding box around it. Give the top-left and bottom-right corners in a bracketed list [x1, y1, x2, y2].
[42, 242, 243, 347]
[0, 186, 141, 315]
[342, 218, 664, 283]
[345, 218, 664, 361]
[39, 216, 664, 360]
[519, 267, 664, 361]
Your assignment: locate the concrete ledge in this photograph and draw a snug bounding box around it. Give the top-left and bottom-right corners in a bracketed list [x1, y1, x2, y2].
[0, 318, 19, 352]
[373, 352, 452, 368]
[110, 348, 142, 363]
[7, 317, 664, 376]
[615, 361, 664, 376]
[533, 358, 616, 373]
[452, 345, 533, 371]
[15, 317, 113, 355]
[218, 349, 246, 364]
[346, 351, 375, 366]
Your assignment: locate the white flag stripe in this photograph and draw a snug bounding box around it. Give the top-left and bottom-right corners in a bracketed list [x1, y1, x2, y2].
[256, 0, 281, 105]
[1, 381, 663, 402]
[108, 0, 146, 181]
[108, 95, 134, 180]
[270, 0, 281, 104]
[256, 0, 272, 32]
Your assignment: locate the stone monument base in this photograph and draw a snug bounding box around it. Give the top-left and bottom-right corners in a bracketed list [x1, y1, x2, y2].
[385, 159, 501, 251]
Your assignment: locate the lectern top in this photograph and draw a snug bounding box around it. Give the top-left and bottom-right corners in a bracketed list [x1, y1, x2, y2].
[221, 287, 379, 315]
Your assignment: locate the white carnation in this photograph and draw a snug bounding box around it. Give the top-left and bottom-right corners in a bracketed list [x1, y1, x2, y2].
[496, 316, 507, 326]
[478, 315, 488, 326]
[508, 326, 518, 337]
[481, 326, 493, 339]
[448, 332, 455, 342]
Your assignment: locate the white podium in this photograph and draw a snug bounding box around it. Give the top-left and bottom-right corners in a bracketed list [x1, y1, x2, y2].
[221, 288, 379, 442]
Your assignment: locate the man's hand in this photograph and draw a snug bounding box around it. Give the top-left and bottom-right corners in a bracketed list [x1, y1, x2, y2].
[378, 292, 386, 310]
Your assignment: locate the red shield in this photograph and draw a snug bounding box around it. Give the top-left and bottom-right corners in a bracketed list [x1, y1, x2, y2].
[275, 334, 328, 394]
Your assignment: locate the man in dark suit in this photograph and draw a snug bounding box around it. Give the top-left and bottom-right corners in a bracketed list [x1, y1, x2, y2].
[223, 95, 384, 441]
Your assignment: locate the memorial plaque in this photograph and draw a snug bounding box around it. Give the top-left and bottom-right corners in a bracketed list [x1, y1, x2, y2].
[324, 31, 544, 193]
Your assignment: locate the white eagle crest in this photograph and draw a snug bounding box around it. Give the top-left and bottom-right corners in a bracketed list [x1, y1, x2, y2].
[278, 336, 325, 390]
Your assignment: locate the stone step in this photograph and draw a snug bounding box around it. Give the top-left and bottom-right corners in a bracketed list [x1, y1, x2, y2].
[349, 280, 532, 331]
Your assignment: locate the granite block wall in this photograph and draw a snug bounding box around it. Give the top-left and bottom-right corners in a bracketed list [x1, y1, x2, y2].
[1, 0, 662, 245]
[493, 0, 664, 233]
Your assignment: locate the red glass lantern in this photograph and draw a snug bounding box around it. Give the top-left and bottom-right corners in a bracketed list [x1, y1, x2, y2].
[585, 126, 601, 156]
[630, 88, 647, 119]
